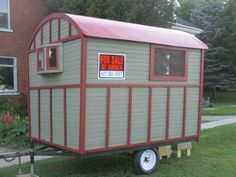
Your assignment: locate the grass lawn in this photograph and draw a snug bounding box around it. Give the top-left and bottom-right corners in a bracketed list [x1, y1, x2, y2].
[202, 104, 236, 116]
[202, 91, 236, 116]
[1, 124, 236, 177]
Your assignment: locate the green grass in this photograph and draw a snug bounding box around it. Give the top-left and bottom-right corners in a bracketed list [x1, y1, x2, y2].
[202, 91, 236, 115]
[202, 104, 236, 115]
[204, 91, 236, 105]
[1, 124, 236, 177]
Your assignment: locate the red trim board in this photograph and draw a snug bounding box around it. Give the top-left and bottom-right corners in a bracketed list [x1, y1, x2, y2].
[105, 87, 111, 148]
[79, 36, 87, 153]
[127, 87, 133, 145]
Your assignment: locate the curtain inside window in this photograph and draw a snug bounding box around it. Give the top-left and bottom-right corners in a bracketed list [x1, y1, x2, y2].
[0, 0, 8, 13]
[0, 0, 9, 29]
[0, 57, 15, 91]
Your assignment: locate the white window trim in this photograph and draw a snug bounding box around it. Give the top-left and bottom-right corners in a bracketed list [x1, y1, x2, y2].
[0, 56, 18, 95]
[0, 0, 12, 32]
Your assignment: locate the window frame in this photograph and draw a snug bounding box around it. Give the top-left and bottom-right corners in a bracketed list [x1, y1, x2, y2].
[37, 47, 45, 72]
[36, 43, 63, 74]
[150, 45, 188, 82]
[0, 56, 17, 95]
[46, 45, 59, 71]
[0, 0, 12, 32]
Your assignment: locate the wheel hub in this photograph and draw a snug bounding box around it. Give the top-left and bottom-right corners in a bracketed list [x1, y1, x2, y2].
[140, 149, 157, 171]
[144, 156, 150, 163]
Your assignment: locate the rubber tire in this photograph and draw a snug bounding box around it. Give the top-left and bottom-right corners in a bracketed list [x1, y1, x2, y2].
[134, 148, 159, 175]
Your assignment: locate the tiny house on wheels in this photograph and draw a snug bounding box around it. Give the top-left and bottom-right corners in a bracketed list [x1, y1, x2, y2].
[27, 13, 207, 174]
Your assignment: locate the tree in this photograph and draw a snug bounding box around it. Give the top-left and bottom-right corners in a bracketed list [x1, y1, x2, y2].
[191, 0, 235, 96]
[45, 0, 175, 28]
[46, 0, 91, 15]
[176, 0, 197, 21]
[129, 0, 175, 27]
[222, 0, 236, 75]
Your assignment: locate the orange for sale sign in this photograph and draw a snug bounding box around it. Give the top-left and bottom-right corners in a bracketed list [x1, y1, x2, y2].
[98, 53, 126, 79]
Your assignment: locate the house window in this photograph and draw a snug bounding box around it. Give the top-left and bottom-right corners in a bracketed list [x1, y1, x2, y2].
[46, 46, 58, 70]
[37, 48, 44, 71]
[150, 45, 187, 81]
[0, 57, 17, 94]
[0, 0, 10, 30]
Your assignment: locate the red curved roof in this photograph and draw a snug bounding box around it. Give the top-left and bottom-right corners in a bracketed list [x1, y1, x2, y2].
[66, 13, 208, 49]
[29, 13, 207, 50]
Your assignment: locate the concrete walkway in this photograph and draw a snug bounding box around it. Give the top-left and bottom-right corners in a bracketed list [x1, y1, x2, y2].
[1, 116, 236, 169]
[201, 116, 236, 130]
[202, 115, 236, 122]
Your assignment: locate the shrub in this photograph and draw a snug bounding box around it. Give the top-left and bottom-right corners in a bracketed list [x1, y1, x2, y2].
[0, 115, 29, 149]
[0, 97, 18, 116]
[0, 98, 29, 149]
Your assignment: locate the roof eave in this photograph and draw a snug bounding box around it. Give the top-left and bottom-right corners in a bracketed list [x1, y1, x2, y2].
[172, 23, 203, 35]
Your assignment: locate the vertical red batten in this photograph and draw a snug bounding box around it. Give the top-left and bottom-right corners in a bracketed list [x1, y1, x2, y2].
[38, 90, 41, 139]
[197, 50, 205, 141]
[58, 18, 61, 41]
[69, 23, 72, 37]
[127, 87, 133, 145]
[49, 20, 52, 43]
[79, 36, 87, 153]
[27, 53, 31, 137]
[50, 88, 53, 143]
[40, 28, 43, 46]
[182, 87, 187, 137]
[166, 87, 170, 140]
[33, 39, 36, 49]
[147, 87, 152, 144]
[64, 88, 67, 147]
[105, 87, 111, 148]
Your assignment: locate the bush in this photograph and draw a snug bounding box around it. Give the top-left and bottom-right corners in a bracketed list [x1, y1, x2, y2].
[0, 115, 29, 149]
[0, 98, 29, 149]
[0, 97, 18, 116]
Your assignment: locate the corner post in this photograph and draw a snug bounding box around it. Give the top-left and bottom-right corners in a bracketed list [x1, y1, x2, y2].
[197, 49, 205, 141]
[30, 142, 35, 177]
[79, 36, 87, 153]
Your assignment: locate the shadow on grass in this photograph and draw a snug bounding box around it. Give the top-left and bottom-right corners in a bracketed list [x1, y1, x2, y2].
[1, 155, 136, 177]
[1, 124, 236, 177]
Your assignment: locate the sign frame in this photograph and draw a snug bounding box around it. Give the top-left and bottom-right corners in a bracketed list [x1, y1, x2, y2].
[97, 52, 126, 80]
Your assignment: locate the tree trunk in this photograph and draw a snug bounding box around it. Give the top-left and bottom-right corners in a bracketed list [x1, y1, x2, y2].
[211, 87, 217, 100]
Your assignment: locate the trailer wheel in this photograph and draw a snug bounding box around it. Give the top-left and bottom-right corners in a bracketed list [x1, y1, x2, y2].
[134, 148, 159, 174]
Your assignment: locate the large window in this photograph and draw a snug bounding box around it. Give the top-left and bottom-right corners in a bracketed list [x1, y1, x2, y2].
[150, 45, 187, 81]
[0, 57, 17, 94]
[0, 0, 10, 30]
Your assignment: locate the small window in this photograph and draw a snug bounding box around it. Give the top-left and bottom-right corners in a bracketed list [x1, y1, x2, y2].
[36, 43, 63, 74]
[0, 57, 17, 94]
[46, 46, 58, 70]
[37, 48, 44, 71]
[0, 0, 10, 30]
[150, 45, 187, 81]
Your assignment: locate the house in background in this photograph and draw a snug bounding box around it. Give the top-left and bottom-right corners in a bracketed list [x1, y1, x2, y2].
[172, 0, 203, 35]
[0, 0, 45, 98]
[172, 17, 203, 35]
